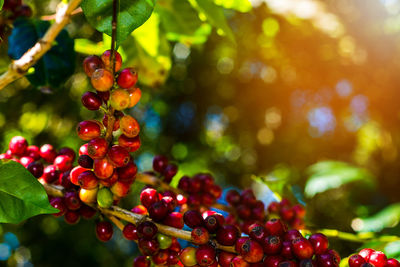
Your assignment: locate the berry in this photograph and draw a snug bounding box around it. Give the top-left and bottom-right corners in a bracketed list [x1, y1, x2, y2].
[64, 191, 81, 210]
[77, 170, 99, 189]
[280, 206, 295, 221]
[117, 160, 138, 182]
[79, 187, 98, 203]
[118, 134, 141, 152]
[284, 229, 302, 242]
[64, 210, 80, 224]
[179, 247, 197, 267]
[249, 223, 268, 243]
[167, 251, 180, 265]
[162, 212, 184, 229]
[282, 241, 294, 259]
[263, 235, 283, 255]
[209, 184, 222, 199]
[216, 225, 240, 246]
[93, 157, 114, 179]
[9, 136, 28, 156]
[26, 145, 40, 160]
[191, 227, 209, 244]
[101, 50, 122, 72]
[79, 205, 97, 219]
[152, 155, 168, 173]
[386, 259, 400, 267]
[137, 221, 158, 239]
[40, 144, 57, 163]
[292, 238, 314, 259]
[78, 155, 94, 168]
[83, 55, 104, 77]
[110, 89, 130, 110]
[131, 205, 147, 214]
[120, 115, 140, 138]
[293, 204, 306, 218]
[264, 256, 284, 267]
[133, 256, 150, 267]
[152, 250, 169, 265]
[107, 145, 130, 167]
[140, 188, 160, 208]
[196, 245, 216, 267]
[139, 238, 159, 256]
[110, 181, 131, 197]
[157, 233, 172, 249]
[19, 156, 33, 167]
[148, 201, 168, 221]
[59, 171, 73, 189]
[54, 155, 73, 172]
[235, 237, 264, 263]
[87, 137, 108, 159]
[237, 204, 251, 219]
[369, 251, 387, 267]
[218, 252, 236, 267]
[79, 143, 89, 156]
[42, 165, 60, 183]
[96, 221, 113, 242]
[117, 68, 138, 88]
[317, 253, 339, 267]
[81, 91, 102, 110]
[349, 255, 366, 267]
[70, 166, 88, 185]
[77, 120, 102, 141]
[359, 249, 375, 262]
[27, 161, 44, 178]
[128, 87, 141, 108]
[50, 197, 67, 217]
[265, 219, 287, 237]
[231, 256, 250, 267]
[184, 210, 204, 228]
[226, 189, 240, 205]
[163, 164, 178, 183]
[97, 187, 113, 208]
[122, 223, 138, 240]
[309, 233, 329, 255]
[91, 68, 114, 91]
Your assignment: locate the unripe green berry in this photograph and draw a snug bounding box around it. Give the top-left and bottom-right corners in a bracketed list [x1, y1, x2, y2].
[179, 247, 197, 267]
[97, 187, 113, 208]
[157, 233, 173, 249]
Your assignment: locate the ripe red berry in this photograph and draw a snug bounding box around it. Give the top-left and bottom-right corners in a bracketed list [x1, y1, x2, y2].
[25, 145, 40, 160]
[120, 115, 140, 138]
[240, 189, 257, 206]
[91, 68, 114, 91]
[359, 249, 375, 262]
[237, 204, 252, 219]
[96, 221, 113, 242]
[42, 165, 60, 183]
[54, 155, 73, 172]
[178, 176, 191, 191]
[79, 143, 89, 156]
[79, 205, 97, 219]
[284, 229, 302, 242]
[101, 50, 122, 72]
[110, 180, 131, 197]
[152, 249, 168, 265]
[235, 237, 264, 263]
[386, 259, 400, 267]
[209, 184, 222, 199]
[50, 197, 67, 217]
[204, 215, 220, 233]
[77, 120, 102, 141]
[188, 177, 202, 193]
[9, 136, 28, 156]
[118, 134, 141, 152]
[81, 91, 102, 110]
[216, 225, 240, 246]
[167, 251, 180, 265]
[70, 166, 88, 185]
[191, 227, 210, 244]
[139, 238, 160, 256]
[64, 210, 80, 224]
[27, 161, 44, 178]
[162, 212, 184, 229]
[349, 255, 367, 267]
[264, 256, 284, 267]
[184, 210, 204, 228]
[218, 251, 236, 267]
[117, 160, 137, 182]
[87, 137, 108, 159]
[133, 256, 150, 267]
[148, 201, 168, 221]
[309, 233, 329, 255]
[231, 256, 250, 267]
[40, 144, 57, 163]
[281, 241, 294, 259]
[107, 145, 130, 167]
[163, 164, 178, 183]
[317, 253, 339, 267]
[179, 247, 197, 267]
[93, 157, 114, 179]
[64, 191, 81, 210]
[140, 188, 160, 208]
[265, 219, 287, 237]
[152, 155, 168, 173]
[137, 221, 158, 239]
[122, 223, 138, 240]
[77, 170, 99, 189]
[292, 237, 314, 259]
[293, 204, 306, 218]
[263, 235, 283, 255]
[249, 223, 268, 243]
[226, 189, 241, 205]
[78, 155, 94, 168]
[117, 68, 138, 88]
[196, 245, 216, 266]
[83, 55, 104, 77]
[369, 251, 387, 267]
[99, 171, 118, 187]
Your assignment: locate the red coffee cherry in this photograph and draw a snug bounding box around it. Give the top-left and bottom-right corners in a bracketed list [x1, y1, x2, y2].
[77, 120, 102, 141]
[140, 188, 160, 208]
[50, 197, 67, 217]
[78, 155, 94, 169]
[191, 227, 210, 245]
[264, 255, 284, 267]
[96, 221, 113, 242]
[9, 136, 28, 156]
[386, 259, 400, 267]
[317, 253, 339, 267]
[281, 241, 294, 259]
[42, 165, 60, 183]
[101, 50, 122, 72]
[91, 68, 114, 92]
[93, 157, 114, 179]
[162, 212, 184, 229]
[249, 223, 268, 243]
[77, 170, 99, 189]
[70, 166, 88, 185]
[226, 189, 241, 205]
[184, 210, 204, 229]
[118, 134, 141, 152]
[148, 201, 168, 222]
[117, 68, 138, 88]
[349, 255, 367, 267]
[308, 233, 329, 255]
[369, 251, 387, 267]
[359, 248, 375, 262]
[64, 191, 81, 210]
[88, 138, 108, 160]
[81, 91, 102, 110]
[284, 229, 302, 242]
[128, 87, 141, 108]
[235, 238, 264, 263]
[216, 225, 240, 246]
[26, 145, 40, 160]
[291, 237, 314, 260]
[122, 223, 138, 240]
[64, 210, 80, 225]
[265, 219, 287, 237]
[83, 55, 104, 77]
[133, 256, 150, 267]
[120, 115, 140, 138]
[27, 161, 44, 178]
[218, 251, 236, 267]
[137, 221, 158, 239]
[54, 155, 73, 172]
[79, 205, 97, 219]
[107, 145, 130, 167]
[138, 238, 160, 256]
[117, 160, 138, 182]
[263, 235, 283, 255]
[196, 245, 216, 267]
[40, 144, 57, 163]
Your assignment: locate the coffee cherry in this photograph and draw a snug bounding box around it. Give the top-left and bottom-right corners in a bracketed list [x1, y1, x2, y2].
[264, 235, 283, 255]
[284, 229, 302, 242]
[110, 180, 131, 197]
[87, 137, 108, 159]
[40, 144, 57, 163]
[196, 245, 216, 266]
[81, 91, 102, 110]
[101, 50, 122, 72]
[83, 55, 104, 77]
[133, 256, 150, 267]
[162, 212, 184, 229]
[237, 204, 251, 220]
[216, 225, 240, 246]
[317, 253, 338, 267]
[64, 191, 81, 210]
[265, 219, 287, 237]
[50, 197, 67, 217]
[70, 166, 88, 185]
[79, 205, 97, 219]
[96, 221, 113, 242]
[78, 170, 99, 189]
[179, 247, 197, 267]
[77, 120, 102, 141]
[118, 134, 141, 152]
[93, 157, 114, 179]
[231, 256, 250, 267]
[249, 223, 268, 243]
[226, 189, 241, 205]
[27, 161, 44, 178]
[309, 233, 328, 255]
[218, 251, 236, 267]
[123, 223, 138, 240]
[163, 164, 178, 183]
[59, 171, 73, 189]
[140, 188, 160, 208]
[292, 237, 314, 259]
[157, 233, 172, 249]
[209, 184, 222, 199]
[42, 165, 60, 183]
[293, 204, 306, 218]
[120, 115, 140, 138]
[359, 249, 375, 262]
[369, 251, 387, 267]
[127, 87, 141, 108]
[79, 187, 98, 203]
[152, 249, 169, 265]
[148, 201, 168, 221]
[349, 255, 366, 267]
[64, 210, 80, 224]
[264, 255, 284, 267]
[299, 259, 316, 267]
[107, 145, 130, 167]
[25, 145, 40, 160]
[189, 177, 202, 193]
[137, 221, 158, 239]
[152, 155, 168, 173]
[167, 251, 180, 265]
[110, 89, 130, 110]
[117, 68, 138, 88]
[91, 68, 114, 91]
[78, 155, 94, 168]
[235, 237, 264, 263]
[203, 215, 219, 233]
[280, 206, 295, 221]
[240, 189, 257, 206]
[184, 210, 204, 228]
[169, 237, 181, 253]
[131, 205, 147, 215]
[97, 187, 113, 208]
[9, 136, 28, 156]
[139, 238, 159, 256]
[178, 176, 190, 191]
[54, 155, 73, 172]
[386, 259, 400, 267]
[191, 227, 209, 245]
[117, 160, 137, 182]
[79, 143, 89, 156]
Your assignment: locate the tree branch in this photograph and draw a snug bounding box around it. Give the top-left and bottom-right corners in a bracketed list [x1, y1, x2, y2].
[0, 0, 82, 90]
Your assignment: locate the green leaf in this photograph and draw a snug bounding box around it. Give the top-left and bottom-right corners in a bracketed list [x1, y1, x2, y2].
[81, 0, 156, 46]
[189, 0, 235, 43]
[0, 160, 58, 224]
[213, 0, 252, 12]
[304, 161, 375, 198]
[354, 203, 400, 233]
[156, 0, 212, 45]
[0, 0, 4, 10]
[132, 12, 160, 57]
[8, 18, 75, 88]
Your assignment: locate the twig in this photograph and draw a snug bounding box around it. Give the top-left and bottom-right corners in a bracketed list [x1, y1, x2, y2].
[41, 7, 82, 21]
[0, 0, 82, 90]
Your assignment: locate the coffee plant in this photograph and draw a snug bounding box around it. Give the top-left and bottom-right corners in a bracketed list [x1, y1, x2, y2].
[0, 0, 400, 266]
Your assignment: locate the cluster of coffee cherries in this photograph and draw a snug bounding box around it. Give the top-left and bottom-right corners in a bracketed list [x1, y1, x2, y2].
[151, 155, 178, 184]
[0, 0, 32, 42]
[268, 199, 306, 230]
[349, 249, 400, 267]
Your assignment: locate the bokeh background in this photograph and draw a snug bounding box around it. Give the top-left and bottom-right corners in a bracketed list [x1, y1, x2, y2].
[1, 0, 400, 266]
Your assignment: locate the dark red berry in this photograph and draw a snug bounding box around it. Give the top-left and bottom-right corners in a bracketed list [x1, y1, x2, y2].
[282, 241, 294, 259]
[264, 256, 284, 267]
[64, 210, 80, 224]
[152, 249, 169, 265]
[284, 229, 302, 242]
[162, 164, 177, 183]
[137, 221, 158, 239]
[96, 221, 113, 242]
[64, 191, 81, 210]
[263, 235, 283, 255]
[178, 176, 190, 191]
[122, 223, 138, 240]
[309, 233, 329, 255]
[209, 184, 222, 199]
[184, 210, 204, 228]
[153, 155, 168, 173]
[216, 225, 240, 246]
[317, 253, 339, 267]
[83, 55, 104, 77]
[107, 145, 130, 167]
[78, 155, 94, 168]
[79, 205, 97, 219]
[226, 189, 240, 205]
[237, 204, 251, 220]
[218, 251, 236, 267]
[280, 206, 295, 221]
[265, 219, 287, 237]
[386, 259, 400, 267]
[27, 161, 44, 178]
[139, 238, 159, 256]
[77, 170, 99, 189]
[196, 245, 216, 266]
[162, 212, 184, 229]
[204, 215, 220, 233]
[82, 91, 102, 110]
[292, 238, 314, 259]
[167, 251, 180, 265]
[133, 256, 150, 267]
[50, 197, 67, 217]
[87, 137, 108, 159]
[140, 188, 160, 208]
[349, 255, 366, 267]
[148, 201, 168, 221]
[117, 160, 137, 182]
[42, 165, 60, 183]
[77, 120, 102, 141]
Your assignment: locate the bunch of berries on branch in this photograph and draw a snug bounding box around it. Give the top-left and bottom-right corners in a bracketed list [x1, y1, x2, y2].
[349, 248, 400, 267]
[267, 199, 306, 230]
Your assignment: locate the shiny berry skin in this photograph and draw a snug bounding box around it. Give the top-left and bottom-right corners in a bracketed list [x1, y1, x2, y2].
[152, 249, 168, 265]
[79, 143, 89, 156]
[79, 187, 98, 204]
[79, 205, 97, 219]
[209, 184, 222, 199]
[77, 170, 99, 189]
[196, 245, 216, 266]
[64, 191, 81, 210]
[50, 197, 67, 217]
[237, 204, 251, 219]
[134, 256, 150, 267]
[359, 249, 375, 262]
[179, 247, 197, 267]
[264, 235, 283, 255]
[87, 137, 108, 159]
[191, 227, 209, 244]
[140, 188, 160, 208]
[131, 205, 147, 214]
[218, 251, 236, 267]
[122, 223, 138, 240]
[309, 233, 328, 255]
[108, 145, 130, 167]
[328, 249, 341, 264]
[58, 147, 75, 160]
[70, 166, 88, 185]
[265, 219, 287, 237]
[78, 155, 94, 168]
[77, 120, 102, 141]
[235, 237, 264, 263]
[167, 251, 180, 265]
[110, 89, 130, 110]
[101, 50, 122, 72]
[369, 251, 387, 267]
[226, 189, 240, 205]
[117, 160, 137, 182]
[216, 225, 240, 246]
[163, 164, 178, 183]
[137, 221, 158, 239]
[161, 196, 176, 213]
[26, 145, 40, 160]
[204, 215, 220, 233]
[9, 136, 28, 156]
[27, 161, 44, 178]
[386, 259, 400, 267]
[40, 144, 57, 163]
[162, 212, 184, 229]
[152, 155, 168, 173]
[231, 256, 250, 267]
[93, 157, 114, 179]
[110, 180, 131, 197]
[117, 68, 138, 88]
[42, 165, 60, 183]
[282, 241, 294, 259]
[264, 256, 284, 267]
[118, 134, 141, 152]
[96, 221, 113, 242]
[349, 255, 367, 267]
[249, 223, 268, 243]
[54, 155, 73, 172]
[19, 157, 34, 168]
[292, 238, 314, 259]
[120, 115, 140, 138]
[58, 172, 73, 190]
[83, 55, 104, 77]
[64, 210, 80, 224]
[280, 206, 295, 221]
[128, 87, 141, 108]
[184, 210, 204, 228]
[284, 229, 302, 242]
[317, 253, 339, 267]
[81, 91, 102, 110]
[91, 68, 114, 92]
[157, 233, 172, 249]
[148, 201, 168, 221]
[139, 238, 159, 256]
[97, 187, 113, 208]
[169, 237, 181, 252]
